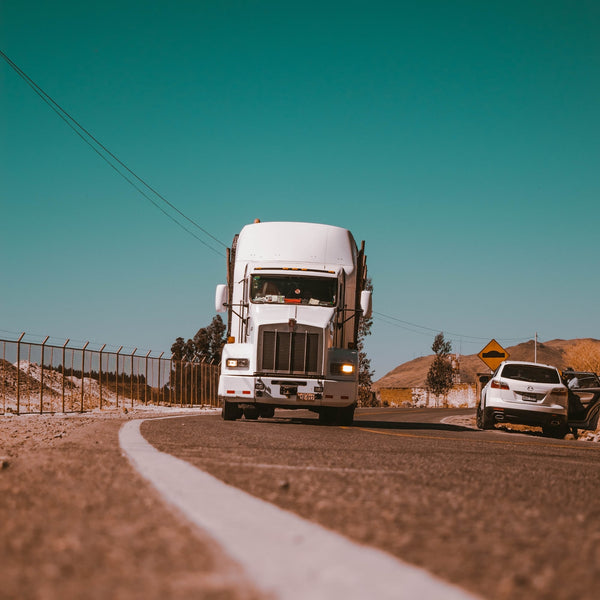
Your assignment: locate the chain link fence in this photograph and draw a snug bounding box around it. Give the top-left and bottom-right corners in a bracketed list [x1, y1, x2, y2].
[0, 333, 220, 415]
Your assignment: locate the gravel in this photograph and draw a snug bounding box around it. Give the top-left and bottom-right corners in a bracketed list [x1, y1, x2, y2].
[0, 408, 262, 600]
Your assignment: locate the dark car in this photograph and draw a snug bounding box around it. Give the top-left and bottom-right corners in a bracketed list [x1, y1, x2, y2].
[562, 369, 600, 432]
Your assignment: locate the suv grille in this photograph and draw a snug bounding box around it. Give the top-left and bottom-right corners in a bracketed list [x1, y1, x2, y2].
[259, 328, 321, 375]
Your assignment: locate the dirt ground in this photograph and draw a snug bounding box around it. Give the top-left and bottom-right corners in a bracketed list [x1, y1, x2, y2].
[0, 409, 263, 600]
[443, 413, 600, 442]
[3, 408, 597, 600]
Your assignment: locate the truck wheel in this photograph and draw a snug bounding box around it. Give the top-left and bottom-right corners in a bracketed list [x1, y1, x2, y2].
[318, 407, 336, 425]
[337, 405, 355, 426]
[243, 406, 260, 420]
[222, 400, 242, 421]
[259, 406, 275, 419]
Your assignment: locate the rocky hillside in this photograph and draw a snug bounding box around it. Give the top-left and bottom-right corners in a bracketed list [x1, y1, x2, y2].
[374, 338, 600, 390]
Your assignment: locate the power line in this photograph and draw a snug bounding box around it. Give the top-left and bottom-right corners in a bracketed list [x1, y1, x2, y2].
[373, 311, 532, 346]
[1, 50, 227, 257]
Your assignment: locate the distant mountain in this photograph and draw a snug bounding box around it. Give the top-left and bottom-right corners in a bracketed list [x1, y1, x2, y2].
[373, 338, 600, 390]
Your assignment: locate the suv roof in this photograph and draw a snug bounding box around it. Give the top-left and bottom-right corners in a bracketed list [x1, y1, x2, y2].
[499, 360, 558, 370]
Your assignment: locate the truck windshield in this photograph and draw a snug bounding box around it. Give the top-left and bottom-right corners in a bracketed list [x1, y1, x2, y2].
[250, 275, 337, 306]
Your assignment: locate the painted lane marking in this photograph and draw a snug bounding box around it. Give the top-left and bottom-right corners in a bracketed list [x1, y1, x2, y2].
[119, 417, 479, 600]
[349, 426, 600, 452]
[190, 458, 407, 476]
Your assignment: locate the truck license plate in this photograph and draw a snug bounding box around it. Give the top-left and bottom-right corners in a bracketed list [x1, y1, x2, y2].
[298, 392, 315, 402]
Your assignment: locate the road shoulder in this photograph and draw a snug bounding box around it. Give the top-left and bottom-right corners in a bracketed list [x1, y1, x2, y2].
[0, 410, 262, 600]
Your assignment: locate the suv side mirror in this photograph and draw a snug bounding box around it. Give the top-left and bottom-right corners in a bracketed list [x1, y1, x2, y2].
[215, 284, 228, 313]
[360, 290, 372, 319]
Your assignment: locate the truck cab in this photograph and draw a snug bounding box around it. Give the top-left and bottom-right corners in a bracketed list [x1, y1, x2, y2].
[215, 221, 371, 425]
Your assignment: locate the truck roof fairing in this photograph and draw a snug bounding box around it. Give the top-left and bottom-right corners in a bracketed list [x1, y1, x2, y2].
[234, 221, 358, 273]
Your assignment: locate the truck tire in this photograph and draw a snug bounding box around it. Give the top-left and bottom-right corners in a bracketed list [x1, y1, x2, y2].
[318, 407, 336, 425]
[337, 405, 355, 426]
[259, 406, 275, 419]
[222, 400, 242, 421]
[243, 406, 260, 420]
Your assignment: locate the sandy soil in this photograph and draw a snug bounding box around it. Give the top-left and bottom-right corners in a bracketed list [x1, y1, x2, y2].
[442, 413, 600, 442]
[0, 408, 262, 600]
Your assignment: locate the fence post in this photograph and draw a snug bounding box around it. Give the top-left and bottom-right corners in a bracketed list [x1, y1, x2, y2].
[80, 341, 89, 413]
[179, 359, 183, 408]
[99, 344, 106, 409]
[16, 332, 25, 415]
[208, 358, 214, 407]
[116, 346, 123, 408]
[130, 348, 137, 409]
[40, 335, 49, 414]
[169, 356, 174, 406]
[200, 359, 205, 405]
[61, 339, 69, 413]
[144, 350, 151, 405]
[191, 361, 196, 406]
[215, 360, 219, 407]
[2, 341, 5, 414]
[213, 361, 218, 407]
[157, 352, 164, 404]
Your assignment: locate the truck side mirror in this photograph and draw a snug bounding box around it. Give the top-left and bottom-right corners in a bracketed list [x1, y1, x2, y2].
[215, 284, 228, 313]
[360, 290, 372, 319]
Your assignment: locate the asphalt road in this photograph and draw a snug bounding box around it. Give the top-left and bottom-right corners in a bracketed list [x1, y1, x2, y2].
[143, 408, 600, 600]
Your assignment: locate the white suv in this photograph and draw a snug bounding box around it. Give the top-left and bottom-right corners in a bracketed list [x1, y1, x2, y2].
[477, 361, 569, 437]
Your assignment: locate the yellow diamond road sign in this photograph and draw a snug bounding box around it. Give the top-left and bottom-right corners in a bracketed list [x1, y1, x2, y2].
[478, 339, 510, 371]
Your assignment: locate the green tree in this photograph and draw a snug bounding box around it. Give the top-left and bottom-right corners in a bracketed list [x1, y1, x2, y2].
[170, 315, 227, 403]
[171, 315, 226, 363]
[426, 332, 454, 402]
[357, 278, 376, 406]
[170, 337, 186, 361]
[193, 315, 227, 361]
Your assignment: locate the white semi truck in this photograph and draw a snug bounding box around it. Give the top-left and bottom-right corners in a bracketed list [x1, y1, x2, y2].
[215, 220, 372, 425]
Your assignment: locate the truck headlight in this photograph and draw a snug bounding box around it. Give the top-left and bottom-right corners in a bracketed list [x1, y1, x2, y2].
[331, 363, 355, 375]
[226, 358, 249, 368]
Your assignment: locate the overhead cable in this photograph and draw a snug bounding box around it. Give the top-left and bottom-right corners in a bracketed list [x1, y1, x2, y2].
[0, 50, 227, 257]
[373, 311, 532, 345]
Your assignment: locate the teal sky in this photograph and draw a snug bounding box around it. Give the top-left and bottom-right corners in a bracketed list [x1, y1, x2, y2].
[1, 1, 599, 378]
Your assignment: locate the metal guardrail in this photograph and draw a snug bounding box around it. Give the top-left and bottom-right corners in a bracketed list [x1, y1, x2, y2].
[0, 333, 220, 415]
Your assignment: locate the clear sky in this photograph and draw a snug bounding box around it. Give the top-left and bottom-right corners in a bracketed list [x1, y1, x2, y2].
[1, 0, 599, 378]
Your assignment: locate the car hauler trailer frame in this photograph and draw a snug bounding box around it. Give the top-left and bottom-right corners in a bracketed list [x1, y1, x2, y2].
[215, 221, 371, 425]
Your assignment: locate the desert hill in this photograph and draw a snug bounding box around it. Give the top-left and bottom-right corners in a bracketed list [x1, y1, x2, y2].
[374, 338, 600, 390]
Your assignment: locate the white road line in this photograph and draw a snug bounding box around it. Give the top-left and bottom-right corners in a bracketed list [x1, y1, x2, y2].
[119, 417, 480, 600]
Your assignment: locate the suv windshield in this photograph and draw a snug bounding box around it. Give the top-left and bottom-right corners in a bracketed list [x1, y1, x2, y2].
[501, 364, 560, 384]
[250, 275, 337, 306]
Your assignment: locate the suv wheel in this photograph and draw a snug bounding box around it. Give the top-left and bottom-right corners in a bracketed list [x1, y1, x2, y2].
[542, 423, 569, 439]
[477, 399, 494, 430]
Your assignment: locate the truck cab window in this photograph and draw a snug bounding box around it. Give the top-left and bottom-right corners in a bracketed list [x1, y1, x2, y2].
[251, 275, 337, 306]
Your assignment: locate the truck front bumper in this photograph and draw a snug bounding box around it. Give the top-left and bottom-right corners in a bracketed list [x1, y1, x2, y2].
[218, 375, 357, 407]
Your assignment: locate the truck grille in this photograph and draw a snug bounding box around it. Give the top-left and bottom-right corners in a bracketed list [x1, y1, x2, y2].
[259, 327, 321, 375]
